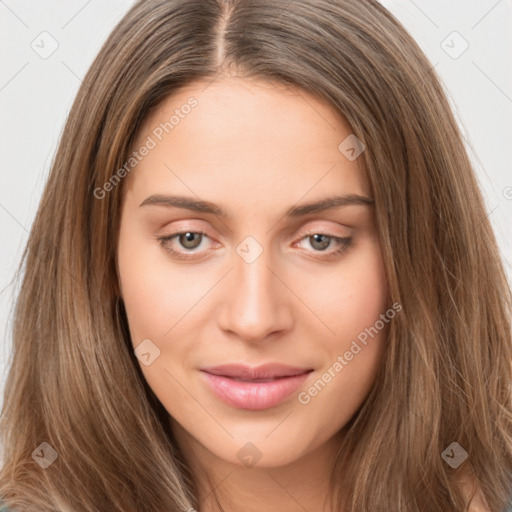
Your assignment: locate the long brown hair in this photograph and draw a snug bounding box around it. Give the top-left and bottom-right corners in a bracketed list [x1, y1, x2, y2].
[1, 0, 511, 510]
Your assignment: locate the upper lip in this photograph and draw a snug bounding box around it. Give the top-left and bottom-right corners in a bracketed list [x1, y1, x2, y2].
[200, 363, 313, 380]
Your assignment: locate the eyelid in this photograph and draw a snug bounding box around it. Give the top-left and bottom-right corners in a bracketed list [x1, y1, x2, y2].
[297, 222, 352, 237]
[157, 225, 353, 262]
[157, 220, 350, 244]
[290, 219, 353, 247]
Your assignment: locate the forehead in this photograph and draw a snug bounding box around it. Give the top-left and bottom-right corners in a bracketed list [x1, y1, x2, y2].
[124, 76, 370, 205]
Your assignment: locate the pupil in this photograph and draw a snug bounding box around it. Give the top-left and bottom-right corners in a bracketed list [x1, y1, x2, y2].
[181, 232, 201, 249]
[311, 234, 330, 251]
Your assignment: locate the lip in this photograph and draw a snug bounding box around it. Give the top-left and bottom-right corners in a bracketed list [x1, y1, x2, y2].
[200, 363, 313, 410]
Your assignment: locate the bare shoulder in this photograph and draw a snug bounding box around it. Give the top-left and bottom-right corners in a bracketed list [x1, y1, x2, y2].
[456, 467, 491, 512]
[468, 498, 491, 512]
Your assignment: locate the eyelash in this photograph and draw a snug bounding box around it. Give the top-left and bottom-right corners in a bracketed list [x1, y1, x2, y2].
[157, 230, 352, 261]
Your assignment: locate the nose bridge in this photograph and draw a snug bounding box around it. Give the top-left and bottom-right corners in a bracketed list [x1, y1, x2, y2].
[218, 236, 291, 340]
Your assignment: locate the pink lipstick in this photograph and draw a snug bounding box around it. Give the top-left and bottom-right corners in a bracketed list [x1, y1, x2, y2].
[200, 363, 313, 410]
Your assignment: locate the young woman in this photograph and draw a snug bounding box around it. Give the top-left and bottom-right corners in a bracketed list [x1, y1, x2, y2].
[1, 0, 511, 511]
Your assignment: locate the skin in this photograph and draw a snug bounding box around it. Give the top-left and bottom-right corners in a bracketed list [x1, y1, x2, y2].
[117, 76, 391, 511]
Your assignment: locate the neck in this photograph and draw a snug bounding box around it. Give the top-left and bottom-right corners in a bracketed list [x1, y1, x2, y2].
[171, 419, 345, 512]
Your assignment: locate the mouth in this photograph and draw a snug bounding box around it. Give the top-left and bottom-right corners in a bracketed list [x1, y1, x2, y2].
[201, 363, 313, 380]
[221, 376, 295, 382]
[199, 363, 314, 410]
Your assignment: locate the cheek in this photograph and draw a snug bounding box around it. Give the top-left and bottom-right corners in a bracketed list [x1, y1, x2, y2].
[117, 224, 195, 345]
[274, 244, 390, 457]
[308, 238, 389, 341]
[297, 239, 389, 407]
[117, 227, 200, 400]
[342, 251, 388, 338]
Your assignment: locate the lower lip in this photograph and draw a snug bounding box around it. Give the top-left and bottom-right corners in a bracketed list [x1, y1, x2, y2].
[200, 371, 311, 410]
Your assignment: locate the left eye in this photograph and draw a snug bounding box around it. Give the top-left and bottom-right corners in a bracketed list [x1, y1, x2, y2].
[295, 233, 352, 256]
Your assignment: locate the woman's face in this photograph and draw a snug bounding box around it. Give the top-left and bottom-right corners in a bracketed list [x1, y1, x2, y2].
[117, 77, 390, 468]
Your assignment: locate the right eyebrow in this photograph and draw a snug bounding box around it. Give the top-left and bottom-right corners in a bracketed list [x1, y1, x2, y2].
[140, 194, 225, 215]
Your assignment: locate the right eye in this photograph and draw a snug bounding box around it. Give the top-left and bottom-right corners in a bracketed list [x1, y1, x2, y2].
[157, 231, 214, 260]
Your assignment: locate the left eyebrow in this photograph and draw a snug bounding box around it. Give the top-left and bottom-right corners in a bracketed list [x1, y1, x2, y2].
[286, 194, 374, 216]
[139, 193, 374, 218]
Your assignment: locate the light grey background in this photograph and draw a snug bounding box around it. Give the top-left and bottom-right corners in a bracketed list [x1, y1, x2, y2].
[1, 0, 511, 408]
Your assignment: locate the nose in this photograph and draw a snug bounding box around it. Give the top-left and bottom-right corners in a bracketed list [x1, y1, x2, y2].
[217, 244, 293, 343]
